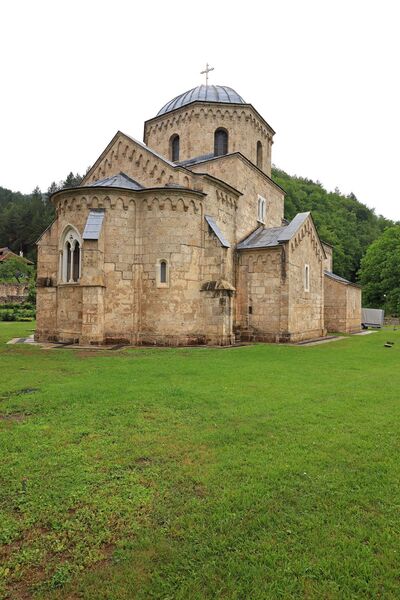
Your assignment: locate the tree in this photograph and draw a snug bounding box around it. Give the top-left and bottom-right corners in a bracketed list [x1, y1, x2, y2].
[272, 167, 395, 282]
[359, 226, 400, 315]
[62, 172, 83, 189]
[0, 256, 33, 283]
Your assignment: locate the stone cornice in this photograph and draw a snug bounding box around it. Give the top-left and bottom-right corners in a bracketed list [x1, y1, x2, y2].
[144, 102, 275, 138]
[52, 188, 206, 216]
[51, 186, 206, 203]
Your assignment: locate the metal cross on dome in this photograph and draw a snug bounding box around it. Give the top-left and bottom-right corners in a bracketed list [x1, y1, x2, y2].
[200, 63, 214, 86]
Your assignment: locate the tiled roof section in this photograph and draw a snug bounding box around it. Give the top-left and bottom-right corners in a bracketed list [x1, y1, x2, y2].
[277, 212, 310, 242]
[0, 247, 10, 262]
[237, 226, 286, 250]
[157, 85, 246, 116]
[178, 153, 215, 167]
[324, 271, 361, 287]
[83, 210, 105, 240]
[237, 213, 313, 251]
[87, 172, 144, 190]
[205, 215, 230, 248]
[0, 247, 33, 264]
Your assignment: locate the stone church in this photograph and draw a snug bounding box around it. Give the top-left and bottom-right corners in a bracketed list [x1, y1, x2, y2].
[36, 84, 361, 346]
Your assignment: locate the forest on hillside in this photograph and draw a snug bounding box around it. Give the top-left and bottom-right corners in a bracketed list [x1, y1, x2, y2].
[272, 168, 394, 281]
[0, 173, 82, 262]
[0, 168, 396, 282]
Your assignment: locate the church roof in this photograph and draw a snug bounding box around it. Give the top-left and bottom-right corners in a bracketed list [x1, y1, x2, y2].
[0, 247, 33, 264]
[83, 210, 105, 240]
[205, 215, 230, 248]
[237, 213, 311, 250]
[87, 172, 144, 190]
[157, 85, 246, 116]
[324, 271, 361, 288]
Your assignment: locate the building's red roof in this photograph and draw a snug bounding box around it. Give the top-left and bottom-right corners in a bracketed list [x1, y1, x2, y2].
[0, 247, 33, 265]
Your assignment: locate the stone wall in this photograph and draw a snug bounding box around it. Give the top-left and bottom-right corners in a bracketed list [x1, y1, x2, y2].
[323, 243, 333, 272]
[235, 247, 285, 342]
[82, 132, 195, 190]
[144, 103, 274, 176]
[286, 217, 326, 341]
[0, 283, 29, 304]
[189, 154, 285, 240]
[235, 217, 326, 344]
[36, 186, 235, 346]
[324, 275, 361, 333]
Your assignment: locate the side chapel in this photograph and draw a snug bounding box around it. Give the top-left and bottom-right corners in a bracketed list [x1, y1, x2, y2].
[36, 82, 361, 345]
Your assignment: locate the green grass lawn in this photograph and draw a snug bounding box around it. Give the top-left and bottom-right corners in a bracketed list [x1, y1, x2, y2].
[1, 323, 400, 599]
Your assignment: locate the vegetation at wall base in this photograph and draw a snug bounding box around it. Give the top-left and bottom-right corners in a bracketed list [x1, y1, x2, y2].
[1, 322, 400, 598]
[0, 302, 35, 321]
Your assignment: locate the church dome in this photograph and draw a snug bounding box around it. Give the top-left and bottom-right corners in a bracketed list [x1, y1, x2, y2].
[157, 85, 246, 116]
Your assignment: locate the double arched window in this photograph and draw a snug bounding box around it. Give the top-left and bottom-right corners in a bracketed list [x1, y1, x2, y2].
[170, 134, 180, 162]
[60, 227, 82, 283]
[214, 128, 228, 156]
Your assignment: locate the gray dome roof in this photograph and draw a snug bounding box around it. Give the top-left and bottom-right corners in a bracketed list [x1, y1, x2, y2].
[157, 85, 246, 116]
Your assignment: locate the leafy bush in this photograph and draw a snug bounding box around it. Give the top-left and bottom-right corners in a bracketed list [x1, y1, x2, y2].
[0, 303, 35, 322]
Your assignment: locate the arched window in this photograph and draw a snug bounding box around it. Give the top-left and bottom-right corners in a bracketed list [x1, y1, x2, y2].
[160, 260, 167, 283]
[60, 227, 82, 283]
[257, 195, 266, 223]
[257, 141, 263, 169]
[170, 134, 180, 162]
[214, 128, 228, 156]
[157, 258, 169, 287]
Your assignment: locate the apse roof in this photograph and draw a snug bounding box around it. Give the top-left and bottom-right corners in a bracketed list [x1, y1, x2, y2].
[87, 172, 144, 190]
[157, 85, 246, 116]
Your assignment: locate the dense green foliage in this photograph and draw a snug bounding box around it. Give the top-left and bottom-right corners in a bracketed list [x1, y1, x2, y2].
[0, 173, 83, 262]
[359, 226, 400, 313]
[0, 255, 33, 283]
[272, 168, 394, 281]
[1, 323, 400, 598]
[0, 302, 35, 322]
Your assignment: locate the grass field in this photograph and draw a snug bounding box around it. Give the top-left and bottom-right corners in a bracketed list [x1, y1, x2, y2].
[1, 323, 400, 599]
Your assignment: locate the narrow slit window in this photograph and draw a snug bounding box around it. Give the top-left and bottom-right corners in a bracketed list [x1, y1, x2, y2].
[160, 260, 167, 284]
[304, 264, 310, 292]
[257, 141, 263, 169]
[72, 243, 80, 282]
[66, 242, 72, 282]
[170, 134, 180, 162]
[258, 196, 266, 223]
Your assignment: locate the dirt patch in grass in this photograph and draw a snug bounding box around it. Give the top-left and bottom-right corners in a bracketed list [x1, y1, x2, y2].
[0, 388, 40, 401]
[0, 412, 28, 422]
[135, 456, 153, 467]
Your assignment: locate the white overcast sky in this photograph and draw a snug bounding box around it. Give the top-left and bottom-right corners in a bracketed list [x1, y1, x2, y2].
[1, 0, 399, 220]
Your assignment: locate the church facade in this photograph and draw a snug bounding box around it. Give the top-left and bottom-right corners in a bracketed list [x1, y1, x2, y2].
[35, 84, 361, 346]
